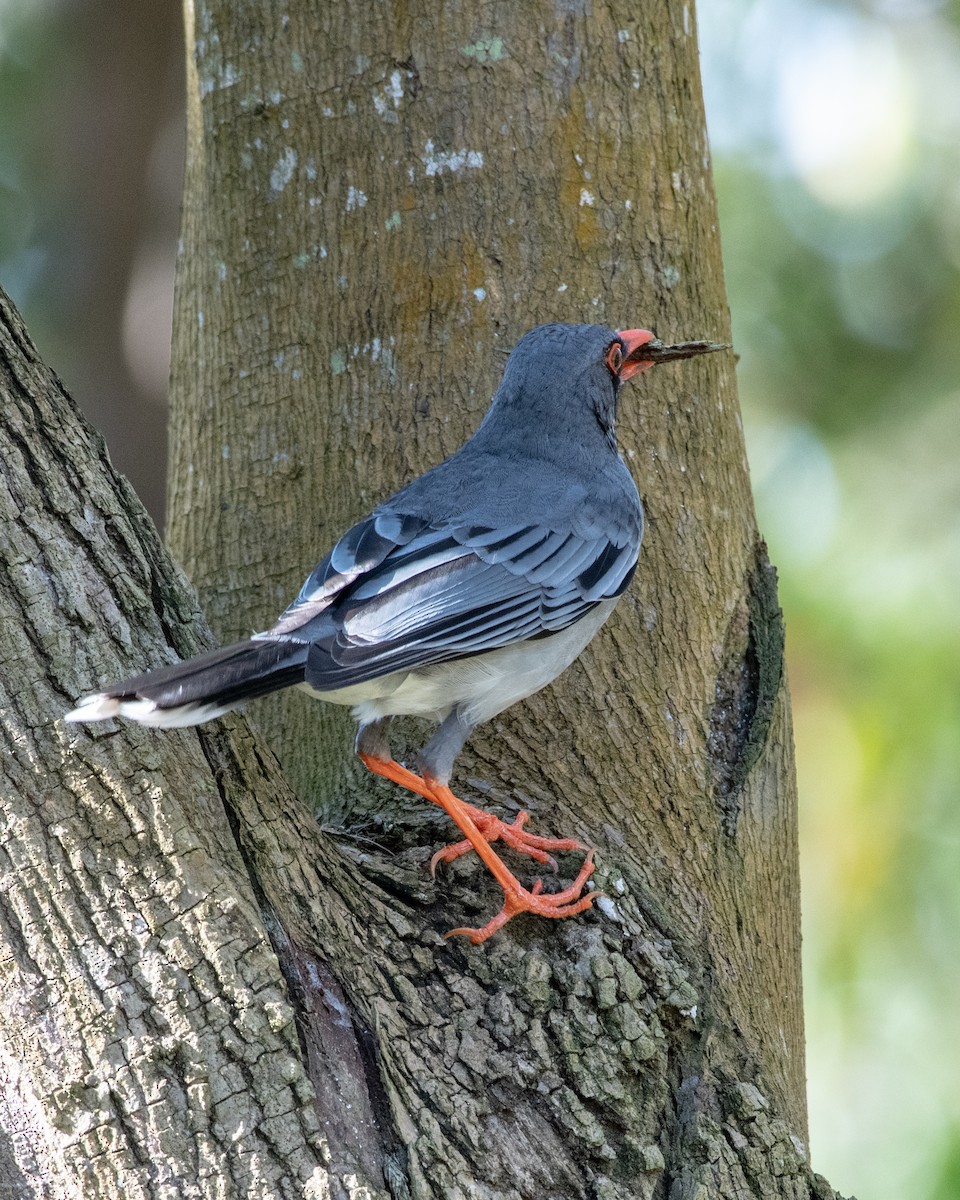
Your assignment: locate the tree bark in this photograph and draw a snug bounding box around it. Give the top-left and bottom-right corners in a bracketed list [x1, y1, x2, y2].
[0, 291, 326, 1195]
[0, 1, 849, 1198]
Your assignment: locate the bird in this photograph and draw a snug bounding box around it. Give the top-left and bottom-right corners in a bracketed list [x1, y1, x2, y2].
[66, 322, 724, 943]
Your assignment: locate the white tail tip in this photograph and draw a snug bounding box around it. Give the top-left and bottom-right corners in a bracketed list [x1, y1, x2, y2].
[64, 694, 123, 723]
[64, 694, 232, 728]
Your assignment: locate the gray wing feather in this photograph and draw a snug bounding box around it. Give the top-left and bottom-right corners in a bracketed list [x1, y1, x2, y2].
[268, 512, 433, 634]
[271, 510, 640, 690]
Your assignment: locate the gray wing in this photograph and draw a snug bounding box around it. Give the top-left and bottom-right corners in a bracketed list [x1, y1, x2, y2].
[263, 508, 641, 690]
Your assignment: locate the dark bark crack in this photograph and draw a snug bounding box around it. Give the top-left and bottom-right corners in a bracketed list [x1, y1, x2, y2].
[273, 932, 408, 1200]
[707, 540, 785, 832]
[198, 729, 405, 1199]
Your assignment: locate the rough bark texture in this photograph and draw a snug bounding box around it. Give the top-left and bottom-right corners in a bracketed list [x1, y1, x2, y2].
[0, 2, 850, 1198]
[0, 291, 340, 1197]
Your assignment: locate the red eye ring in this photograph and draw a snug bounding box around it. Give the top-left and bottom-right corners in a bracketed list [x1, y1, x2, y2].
[606, 341, 624, 375]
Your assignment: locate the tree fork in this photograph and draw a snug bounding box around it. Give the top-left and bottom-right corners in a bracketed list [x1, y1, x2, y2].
[1, 260, 842, 1200]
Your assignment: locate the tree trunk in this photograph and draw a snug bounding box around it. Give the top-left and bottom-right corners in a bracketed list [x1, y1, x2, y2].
[0, 2, 848, 1198]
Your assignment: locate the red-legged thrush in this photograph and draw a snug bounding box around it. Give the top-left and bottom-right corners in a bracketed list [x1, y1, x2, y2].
[66, 322, 725, 942]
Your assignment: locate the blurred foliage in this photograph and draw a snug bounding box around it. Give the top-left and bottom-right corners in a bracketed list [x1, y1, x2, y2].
[0, 1, 55, 302]
[0, 0, 182, 521]
[1, 0, 958, 1197]
[702, 0, 960, 1196]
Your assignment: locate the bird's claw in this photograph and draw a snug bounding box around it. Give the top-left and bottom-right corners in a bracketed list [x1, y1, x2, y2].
[430, 804, 585, 877]
[445, 851, 597, 944]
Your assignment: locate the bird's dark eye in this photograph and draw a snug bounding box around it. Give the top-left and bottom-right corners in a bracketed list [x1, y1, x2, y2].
[605, 342, 624, 375]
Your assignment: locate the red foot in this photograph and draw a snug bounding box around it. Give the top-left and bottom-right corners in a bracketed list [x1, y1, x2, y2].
[445, 851, 597, 945]
[423, 775, 597, 944]
[430, 805, 586, 876]
[358, 754, 598, 943]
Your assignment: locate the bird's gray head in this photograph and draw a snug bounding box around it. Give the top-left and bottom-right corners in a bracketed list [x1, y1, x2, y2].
[488, 322, 656, 440]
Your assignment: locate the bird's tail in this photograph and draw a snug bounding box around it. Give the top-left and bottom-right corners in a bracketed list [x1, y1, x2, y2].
[64, 637, 308, 728]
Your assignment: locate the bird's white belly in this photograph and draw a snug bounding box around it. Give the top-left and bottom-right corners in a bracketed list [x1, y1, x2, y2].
[300, 599, 617, 727]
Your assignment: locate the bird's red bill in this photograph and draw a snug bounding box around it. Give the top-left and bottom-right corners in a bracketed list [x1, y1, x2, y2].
[615, 328, 657, 381]
[617, 330, 729, 378]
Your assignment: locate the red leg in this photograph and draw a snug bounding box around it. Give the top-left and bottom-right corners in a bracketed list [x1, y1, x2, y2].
[430, 804, 586, 876]
[358, 754, 597, 943]
[359, 753, 582, 868]
[358, 752, 438, 803]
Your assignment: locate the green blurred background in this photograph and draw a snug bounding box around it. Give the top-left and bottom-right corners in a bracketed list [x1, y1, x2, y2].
[2, 2, 957, 1195]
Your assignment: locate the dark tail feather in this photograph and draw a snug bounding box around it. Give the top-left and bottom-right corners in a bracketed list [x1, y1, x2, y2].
[64, 637, 308, 727]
